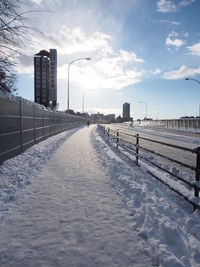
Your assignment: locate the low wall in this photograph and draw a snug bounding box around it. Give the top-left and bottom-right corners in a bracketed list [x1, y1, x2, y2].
[0, 97, 87, 164]
[148, 118, 200, 131]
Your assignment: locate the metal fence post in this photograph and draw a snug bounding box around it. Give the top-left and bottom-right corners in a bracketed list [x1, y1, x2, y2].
[136, 134, 139, 166]
[33, 105, 36, 144]
[54, 112, 55, 134]
[49, 111, 51, 137]
[61, 114, 63, 132]
[19, 100, 23, 152]
[195, 147, 200, 197]
[108, 128, 110, 140]
[116, 131, 119, 148]
[43, 109, 45, 140]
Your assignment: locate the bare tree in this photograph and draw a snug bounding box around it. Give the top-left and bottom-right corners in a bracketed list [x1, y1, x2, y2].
[0, 0, 34, 94]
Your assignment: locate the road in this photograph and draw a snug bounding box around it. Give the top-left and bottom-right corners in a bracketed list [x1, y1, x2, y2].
[106, 124, 200, 168]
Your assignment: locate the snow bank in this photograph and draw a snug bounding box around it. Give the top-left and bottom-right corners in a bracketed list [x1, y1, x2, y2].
[92, 127, 200, 267]
[0, 127, 80, 221]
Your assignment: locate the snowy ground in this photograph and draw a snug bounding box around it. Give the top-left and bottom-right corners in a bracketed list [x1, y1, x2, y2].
[0, 125, 200, 266]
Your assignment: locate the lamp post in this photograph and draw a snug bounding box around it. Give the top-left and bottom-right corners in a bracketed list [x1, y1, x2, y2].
[185, 78, 200, 84]
[139, 101, 147, 119]
[67, 57, 91, 111]
[82, 89, 94, 114]
[185, 77, 200, 117]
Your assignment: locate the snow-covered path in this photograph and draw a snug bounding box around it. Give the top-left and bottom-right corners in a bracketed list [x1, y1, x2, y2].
[0, 126, 155, 266]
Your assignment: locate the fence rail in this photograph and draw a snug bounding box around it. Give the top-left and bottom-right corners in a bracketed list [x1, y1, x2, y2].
[0, 97, 87, 164]
[98, 124, 200, 210]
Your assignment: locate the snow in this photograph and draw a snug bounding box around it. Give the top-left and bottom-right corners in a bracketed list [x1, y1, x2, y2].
[92, 127, 200, 266]
[133, 121, 200, 134]
[0, 127, 80, 220]
[0, 125, 200, 266]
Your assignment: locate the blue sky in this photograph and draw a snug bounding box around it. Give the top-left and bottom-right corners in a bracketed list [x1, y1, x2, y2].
[16, 0, 200, 119]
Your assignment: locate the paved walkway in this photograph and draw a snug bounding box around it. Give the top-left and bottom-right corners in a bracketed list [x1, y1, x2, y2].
[0, 126, 155, 266]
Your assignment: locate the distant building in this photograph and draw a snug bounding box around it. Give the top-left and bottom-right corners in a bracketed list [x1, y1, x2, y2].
[123, 102, 130, 121]
[91, 112, 104, 122]
[104, 114, 115, 123]
[34, 49, 57, 108]
[116, 115, 123, 123]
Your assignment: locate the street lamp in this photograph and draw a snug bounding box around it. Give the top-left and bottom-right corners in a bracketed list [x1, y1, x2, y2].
[139, 101, 147, 119]
[185, 77, 200, 84]
[185, 77, 200, 116]
[67, 57, 91, 111]
[82, 89, 94, 114]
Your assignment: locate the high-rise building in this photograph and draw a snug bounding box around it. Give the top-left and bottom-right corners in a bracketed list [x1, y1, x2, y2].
[123, 102, 130, 121]
[49, 49, 57, 107]
[34, 52, 49, 107]
[34, 49, 57, 108]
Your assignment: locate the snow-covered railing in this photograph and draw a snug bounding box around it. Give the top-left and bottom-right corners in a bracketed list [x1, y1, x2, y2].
[98, 124, 200, 210]
[0, 97, 87, 164]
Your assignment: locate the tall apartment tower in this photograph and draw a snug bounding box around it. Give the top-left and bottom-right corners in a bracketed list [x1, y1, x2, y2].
[123, 102, 130, 121]
[49, 49, 57, 107]
[34, 49, 57, 108]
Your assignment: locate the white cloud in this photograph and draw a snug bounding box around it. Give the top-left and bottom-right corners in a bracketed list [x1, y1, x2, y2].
[166, 37, 185, 48]
[153, 68, 162, 75]
[18, 27, 113, 57]
[94, 50, 143, 77]
[187, 42, 200, 56]
[16, 63, 33, 76]
[165, 31, 186, 50]
[163, 65, 200, 80]
[157, 0, 195, 13]
[169, 31, 179, 37]
[118, 50, 144, 63]
[178, 0, 196, 7]
[89, 50, 144, 90]
[144, 68, 162, 78]
[64, 54, 144, 91]
[183, 32, 189, 37]
[157, 0, 178, 13]
[157, 19, 181, 26]
[171, 21, 181, 26]
[100, 69, 144, 90]
[17, 25, 145, 91]
[18, 26, 145, 66]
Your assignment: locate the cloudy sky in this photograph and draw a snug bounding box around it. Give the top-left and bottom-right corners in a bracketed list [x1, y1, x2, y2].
[17, 0, 200, 119]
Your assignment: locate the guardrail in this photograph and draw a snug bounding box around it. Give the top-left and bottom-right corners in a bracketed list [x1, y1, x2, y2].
[98, 124, 200, 210]
[0, 97, 87, 164]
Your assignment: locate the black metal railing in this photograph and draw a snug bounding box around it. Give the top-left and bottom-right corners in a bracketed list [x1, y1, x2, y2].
[98, 124, 200, 210]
